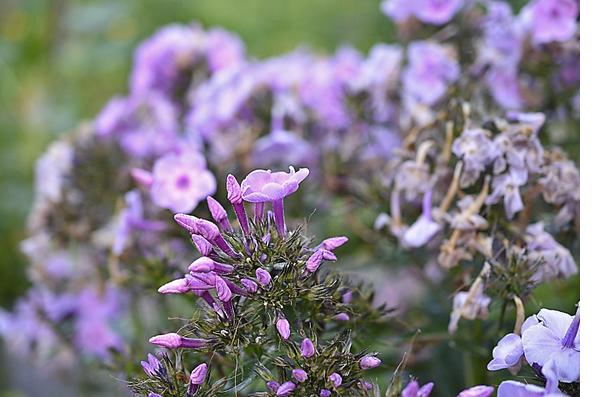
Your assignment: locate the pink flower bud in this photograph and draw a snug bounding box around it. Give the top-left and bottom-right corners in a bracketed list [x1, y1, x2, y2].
[131, 168, 154, 188]
[359, 355, 381, 369]
[149, 333, 208, 349]
[241, 278, 258, 293]
[300, 338, 315, 357]
[190, 363, 208, 385]
[255, 268, 272, 286]
[158, 278, 189, 294]
[292, 368, 308, 382]
[329, 373, 342, 388]
[276, 318, 291, 340]
[320, 236, 348, 251]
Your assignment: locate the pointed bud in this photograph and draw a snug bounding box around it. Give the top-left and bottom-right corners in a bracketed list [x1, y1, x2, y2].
[276, 381, 296, 396]
[215, 276, 232, 302]
[255, 268, 272, 286]
[158, 278, 189, 294]
[359, 355, 381, 369]
[174, 213, 205, 235]
[292, 369, 308, 382]
[131, 168, 154, 188]
[188, 257, 215, 273]
[321, 250, 337, 261]
[190, 363, 208, 385]
[207, 196, 232, 232]
[320, 236, 348, 251]
[192, 234, 213, 255]
[333, 313, 350, 321]
[276, 318, 291, 340]
[149, 333, 208, 349]
[306, 250, 324, 273]
[300, 338, 315, 357]
[241, 278, 258, 293]
[329, 373, 342, 388]
[226, 174, 242, 204]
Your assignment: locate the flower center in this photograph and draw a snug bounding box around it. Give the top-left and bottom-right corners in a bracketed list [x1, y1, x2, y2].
[176, 174, 191, 190]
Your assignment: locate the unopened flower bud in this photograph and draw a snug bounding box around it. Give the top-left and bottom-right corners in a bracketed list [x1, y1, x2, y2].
[191, 234, 212, 255]
[300, 338, 315, 357]
[359, 355, 381, 369]
[188, 257, 215, 273]
[320, 236, 348, 251]
[215, 276, 233, 302]
[306, 250, 324, 273]
[141, 353, 161, 376]
[226, 174, 243, 204]
[320, 390, 332, 397]
[276, 381, 296, 396]
[276, 318, 291, 340]
[149, 333, 208, 349]
[241, 278, 258, 293]
[333, 313, 350, 321]
[158, 278, 189, 294]
[190, 363, 208, 385]
[292, 368, 308, 382]
[329, 372, 342, 387]
[131, 168, 154, 188]
[267, 381, 280, 392]
[207, 196, 232, 232]
[255, 268, 271, 286]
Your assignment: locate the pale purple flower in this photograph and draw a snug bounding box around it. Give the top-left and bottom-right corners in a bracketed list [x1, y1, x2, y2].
[452, 129, 497, 187]
[204, 28, 245, 72]
[276, 381, 296, 396]
[149, 333, 208, 349]
[320, 390, 332, 397]
[256, 268, 272, 286]
[207, 196, 232, 232]
[241, 167, 309, 236]
[486, 67, 523, 110]
[300, 338, 315, 358]
[329, 372, 342, 387]
[276, 318, 291, 340]
[458, 385, 494, 397]
[141, 353, 161, 376]
[524, 222, 577, 281]
[497, 361, 566, 396]
[485, 171, 526, 219]
[359, 355, 381, 369]
[521, 308, 580, 382]
[150, 150, 216, 213]
[251, 130, 316, 169]
[413, 0, 463, 25]
[402, 190, 441, 248]
[520, 0, 578, 45]
[448, 290, 491, 334]
[487, 333, 524, 370]
[401, 380, 434, 397]
[292, 368, 308, 382]
[404, 41, 459, 105]
[130, 24, 204, 97]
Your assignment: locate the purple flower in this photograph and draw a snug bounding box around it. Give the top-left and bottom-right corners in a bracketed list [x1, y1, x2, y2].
[524, 223, 577, 281]
[141, 353, 161, 376]
[414, 0, 463, 25]
[487, 333, 524, 371]
[403, 41, 459, 105]
[150, 150, 216, 213]
[252, 130, 316, 169]
[497, 362, 566, 396]
[520, 0, 578, 45]
[255, 268, 272, 286]
[452, 129, 497, 187]
[486, 67, 523, 110]
[276, 318, 291, 340]
[204, 28, 245, 72]
[448, 289, 491, 334]
[149, 333, 208, 349]
[207, 196, 232, 232]
[521, 308, 580, 382]
[401, 380, 434, 397]
[402, 190, 441, 248]
[359, 355, 381, 369]
[190, 363, 208, 385]
[380, 0, 413, 23]
[130, 24, 204, 97]
[276, 381, 296, 396]
[158, 278, 190, 294]
[300, 338, 315, 358]
[458, 385, 495, 397]
[241, 167, 309, 202]
[329, 372, 342, 387]
[320, 390, 332, 397]
[267, 381, 280, 392]
[485, 171, 526, 219]
[292, 368, 308, 382]
[225, 174, 251, 236]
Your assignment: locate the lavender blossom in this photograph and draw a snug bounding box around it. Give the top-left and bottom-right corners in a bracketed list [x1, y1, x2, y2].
[520, 0, 578, 45]
[320, 390, 332, 397]
[359, 356, 381, 369]
[452, 129, 497, 187]
[190, 363, 208, 385]
[487, 333, 524, 371]
[524, 222, 577, 281]
[276, 317, 291, 340]
[276, 381, 297, 396]
[458, 385, 495, 397]
[241, 167, 309, 236]
[329, 372, 342, 387]
[158, 278, 190, 294]
[150, 150, 216, 213]
[255, 268, 272, 286]
[174, 214, 239, 258]
[485, 171, 525, 219]
[292, 368, 308, 382]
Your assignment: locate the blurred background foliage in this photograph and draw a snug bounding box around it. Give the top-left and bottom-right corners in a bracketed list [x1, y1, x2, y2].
[0, 0, 395, 308]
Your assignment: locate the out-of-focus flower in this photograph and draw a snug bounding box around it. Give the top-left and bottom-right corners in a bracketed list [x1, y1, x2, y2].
[403, 41, 459, 105]
[381, 0, 462, 25]
[204, 28, 245, 72]
[401, 380, 434, 397]
[520, 0, 578, 45]
[524, 222, 578, 281]
[402, 190, 441, 248]
[150, 150, 216, 213]
[457, 385, 494, 397]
